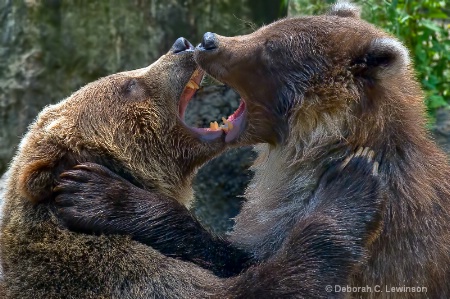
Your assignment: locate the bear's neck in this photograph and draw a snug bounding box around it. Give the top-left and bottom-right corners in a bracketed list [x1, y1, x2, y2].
[232, 129, 349, 260]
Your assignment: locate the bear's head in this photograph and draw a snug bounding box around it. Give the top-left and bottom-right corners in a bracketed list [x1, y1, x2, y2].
[195, 2, 422, 152]
[15, 38, 226, 206]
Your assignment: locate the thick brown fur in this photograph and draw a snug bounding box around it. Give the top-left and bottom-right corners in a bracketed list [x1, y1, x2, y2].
[7, 2, 448, 298]
[0, 44, 229, 298]
[53, 140, 384, 298]
[48, 3, 430, 299]
[193, 2, 450, 298]
[1, 31, 383, 297]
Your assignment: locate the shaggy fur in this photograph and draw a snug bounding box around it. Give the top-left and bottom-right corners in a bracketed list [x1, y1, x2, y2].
[51, 2, 445, 298]
[195, 3, 450, 298]
[58, 2, 449, 298]
[0, 42, 234, 298]
[55, 146, 383, 298]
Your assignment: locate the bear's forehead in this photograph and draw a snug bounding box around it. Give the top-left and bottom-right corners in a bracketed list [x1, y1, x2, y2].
[254, 16, 386, 61]
[261, 16, 379, 39]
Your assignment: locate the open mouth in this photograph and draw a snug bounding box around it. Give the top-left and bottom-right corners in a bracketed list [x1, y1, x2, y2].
[179, 68, 246, 143]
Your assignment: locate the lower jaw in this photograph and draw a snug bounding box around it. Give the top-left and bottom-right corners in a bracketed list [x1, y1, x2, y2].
[179, 70, 247, 144]
[189, 102, 246, 143]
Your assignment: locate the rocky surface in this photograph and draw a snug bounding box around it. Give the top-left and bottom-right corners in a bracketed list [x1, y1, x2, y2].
[432, 108, 450, 154]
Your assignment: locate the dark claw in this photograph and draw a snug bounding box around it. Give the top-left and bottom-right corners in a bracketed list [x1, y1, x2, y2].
[53, 179, 82, 194]
[72, 163, 126, 181]
[59, 170, 91, 183]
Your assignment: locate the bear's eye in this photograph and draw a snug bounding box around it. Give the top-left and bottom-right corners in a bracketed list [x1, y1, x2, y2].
[265, 40, 278, 53]
[122, 78, 148, 101]
[125, 79, 137, 93]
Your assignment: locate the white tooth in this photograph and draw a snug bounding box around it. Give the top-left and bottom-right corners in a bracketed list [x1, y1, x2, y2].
[221, 117, 233, 132]
[186, 81, 195, 89]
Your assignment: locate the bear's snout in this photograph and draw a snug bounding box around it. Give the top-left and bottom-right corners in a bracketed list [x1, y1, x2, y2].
[200, 32, 218, 50]
[171, 37, 194, 54]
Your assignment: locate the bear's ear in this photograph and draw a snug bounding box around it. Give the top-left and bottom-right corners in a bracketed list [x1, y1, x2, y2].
[353, 37, 410, 79]
[328, 1, 361, 18]
[18, 159, 55, 203]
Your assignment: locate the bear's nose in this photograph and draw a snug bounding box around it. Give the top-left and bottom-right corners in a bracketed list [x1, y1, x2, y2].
[171, 37, 194, 53]
[201, 32, 217, 50]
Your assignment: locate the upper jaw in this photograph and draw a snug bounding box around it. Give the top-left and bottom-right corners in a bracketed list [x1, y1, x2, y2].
[178, 68, 224, 142]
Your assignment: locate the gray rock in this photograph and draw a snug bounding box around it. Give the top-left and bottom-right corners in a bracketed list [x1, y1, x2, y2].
[432, 108, 450, 153]
[0, 171, 7, 219]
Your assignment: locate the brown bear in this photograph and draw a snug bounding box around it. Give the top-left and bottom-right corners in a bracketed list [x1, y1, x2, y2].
[0, 38, 251, 298]
[50, 2, 436, 298]
[201, 3, 449, 297]
[0, 32, 381, 298]
[197, 2, 450, 297]
[54, 1, 450, 298]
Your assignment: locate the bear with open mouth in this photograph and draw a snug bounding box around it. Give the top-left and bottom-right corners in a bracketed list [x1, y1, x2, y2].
[39, 2, 426, 298]
[0, 25, 380, 297]
[53, 1, 449, 298]
[196, 2, 450, 297]
[0, 38, 253, 298]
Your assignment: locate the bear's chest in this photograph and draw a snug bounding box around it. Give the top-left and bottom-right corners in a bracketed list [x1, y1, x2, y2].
[230, 178, 315, 261]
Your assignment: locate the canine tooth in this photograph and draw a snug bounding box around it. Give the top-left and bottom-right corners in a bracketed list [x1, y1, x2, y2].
[221, 117, 234, 132]
[186, 80, 199, 90]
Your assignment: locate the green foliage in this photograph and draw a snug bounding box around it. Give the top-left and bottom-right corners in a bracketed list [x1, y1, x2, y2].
[288, 0, 450, 115]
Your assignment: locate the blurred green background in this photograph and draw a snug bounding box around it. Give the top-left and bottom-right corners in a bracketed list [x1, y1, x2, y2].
[287, 0, 450, 121]
[0, 0, 449, 233]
